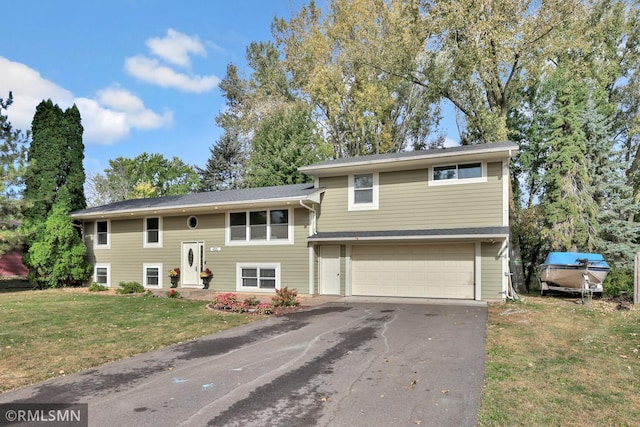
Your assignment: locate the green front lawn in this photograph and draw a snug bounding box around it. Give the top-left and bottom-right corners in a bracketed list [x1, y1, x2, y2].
[0, 289, 255, 392]
[479, 296, 640, 426]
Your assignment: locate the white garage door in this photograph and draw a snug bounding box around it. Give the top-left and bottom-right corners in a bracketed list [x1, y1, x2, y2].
[351, 244, 475, 299]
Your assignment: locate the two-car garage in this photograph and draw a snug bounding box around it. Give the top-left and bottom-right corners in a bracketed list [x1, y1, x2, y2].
[350, 244, 476, 299]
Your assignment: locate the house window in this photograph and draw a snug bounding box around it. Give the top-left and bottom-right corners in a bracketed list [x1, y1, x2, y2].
[94, 264, 110, 287]
[236, 263, 280, 291]
[227, 209, 292, 245]
[144, 217, 162, 248]
[348, 172, 379, 211]
[430, 162, 485, 185]
[187, 216, 198, 229]
[143, 263, 162, 288]
[95, 220, 110, 249]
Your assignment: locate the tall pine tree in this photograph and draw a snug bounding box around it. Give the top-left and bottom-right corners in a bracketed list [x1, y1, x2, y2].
[21, 99, 87, 277]
[0, 92, 27, 254]
[198, 131, 245, 191]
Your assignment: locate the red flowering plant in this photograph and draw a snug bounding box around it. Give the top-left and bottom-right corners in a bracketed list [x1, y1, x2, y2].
[168, 267, 180, 278]
[200, 267, 213, 278]
[167, 289, 181, 298]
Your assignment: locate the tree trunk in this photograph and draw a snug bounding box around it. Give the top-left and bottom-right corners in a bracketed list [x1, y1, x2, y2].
[509, 180, 527, 294]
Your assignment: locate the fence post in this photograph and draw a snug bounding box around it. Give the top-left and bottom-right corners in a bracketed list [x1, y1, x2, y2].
[635, 253, 639, 305]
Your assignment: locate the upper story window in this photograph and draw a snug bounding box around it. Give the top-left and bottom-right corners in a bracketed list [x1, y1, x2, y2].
[430, 162, 486, 186]
[227, 208, 293, 245]
[348, 172, 379, 211]
[95, 220, 110, 249]
[144, 217, 162, 248]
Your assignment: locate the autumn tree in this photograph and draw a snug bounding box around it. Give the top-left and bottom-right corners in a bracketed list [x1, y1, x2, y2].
[86, 153, 199, 206]
[273, 0, 439, 157]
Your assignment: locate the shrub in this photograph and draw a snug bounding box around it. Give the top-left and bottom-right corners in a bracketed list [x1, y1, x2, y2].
[243, 296, 261, 307]
[88, 282, 109, 292]
[211, 293, 238, 310]
[116, 281, 145, 294]
[255, 302, 274, 315]
[167, 289, 181, 298]
[272, 287, 299, 307]
[230, 302, 248, 313]
[603, 267, 634, 297]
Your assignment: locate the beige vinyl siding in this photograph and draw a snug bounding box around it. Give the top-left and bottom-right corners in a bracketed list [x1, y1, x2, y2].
[85, 208, 311, 293]
[317, 162, 504, 232]
[481, 242, 504, 300]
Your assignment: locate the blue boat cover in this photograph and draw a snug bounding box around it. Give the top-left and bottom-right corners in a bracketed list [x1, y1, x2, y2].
[543, 252, 609, 268]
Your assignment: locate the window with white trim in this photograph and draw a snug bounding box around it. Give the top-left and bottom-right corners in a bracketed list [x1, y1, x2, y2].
[94, 264, 111, 287]
[236, 263, 280, 291]
[144, 217, 162, 247]
[95, 220, 110, 249]
[348, 172, 379, 211]
[143, 263, 162, 288]
[430, 162, 486, 185]
[227, 208, 293, 244]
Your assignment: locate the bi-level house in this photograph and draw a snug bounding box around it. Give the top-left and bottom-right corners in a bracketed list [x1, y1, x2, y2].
[71, 141, 518, 301]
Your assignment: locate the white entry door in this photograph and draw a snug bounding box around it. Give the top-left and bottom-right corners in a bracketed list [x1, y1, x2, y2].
[320, 245, 341, 295]
[181, 242, 204, 286]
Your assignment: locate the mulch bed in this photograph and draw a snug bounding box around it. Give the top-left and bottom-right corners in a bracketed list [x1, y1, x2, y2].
[205, 303, 305, 316]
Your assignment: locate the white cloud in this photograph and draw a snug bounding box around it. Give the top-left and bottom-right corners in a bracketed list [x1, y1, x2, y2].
[0, 56, 172, 145]
[125, 55, 219, 93]
[146, 28, 206, 67]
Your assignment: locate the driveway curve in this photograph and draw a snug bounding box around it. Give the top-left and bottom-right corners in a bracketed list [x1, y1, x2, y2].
[0, 301, 487, 427]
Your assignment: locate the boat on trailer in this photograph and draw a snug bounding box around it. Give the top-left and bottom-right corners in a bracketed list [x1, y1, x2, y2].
[539, 252, 609, 297]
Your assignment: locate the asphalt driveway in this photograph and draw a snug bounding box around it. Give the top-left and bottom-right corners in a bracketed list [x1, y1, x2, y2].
[0, 301, 488, 426]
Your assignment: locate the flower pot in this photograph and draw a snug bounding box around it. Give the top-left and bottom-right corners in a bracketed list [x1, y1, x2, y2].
[170, 277, 179, 288]
[202, 277, 211, 289]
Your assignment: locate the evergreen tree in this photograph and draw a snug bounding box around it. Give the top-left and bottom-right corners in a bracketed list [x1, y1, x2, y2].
[21, 99, 87, 272]
[245, 105, 325, 188]
[197, 132, 245, 191]
[582, 97, 640, 269]
[27, 187, 91, 288]
[62, 105, 86, 212]
[0, 92, 27, 254]
[22, 100, 65, 230]
[540, 67, 598, 252]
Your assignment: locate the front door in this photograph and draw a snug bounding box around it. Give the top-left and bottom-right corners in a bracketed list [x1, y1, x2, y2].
[320, 245, 341, 295]
[181, 242, 204, 286]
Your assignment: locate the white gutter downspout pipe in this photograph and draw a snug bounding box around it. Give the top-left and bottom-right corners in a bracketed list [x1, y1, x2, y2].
[299, 200, 317, 295]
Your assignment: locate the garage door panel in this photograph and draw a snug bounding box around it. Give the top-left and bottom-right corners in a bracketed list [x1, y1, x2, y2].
[352, 244, 475, 299]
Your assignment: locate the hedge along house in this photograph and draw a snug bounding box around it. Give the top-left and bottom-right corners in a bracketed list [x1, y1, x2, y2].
[71, 141, 518, 301]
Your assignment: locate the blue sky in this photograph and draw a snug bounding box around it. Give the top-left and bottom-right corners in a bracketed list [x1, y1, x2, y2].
[2, 0, 458, 176]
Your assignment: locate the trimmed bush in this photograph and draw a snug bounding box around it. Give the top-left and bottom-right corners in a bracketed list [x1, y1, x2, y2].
[88, 282, 109, 292]
[116, 281, 145, 294]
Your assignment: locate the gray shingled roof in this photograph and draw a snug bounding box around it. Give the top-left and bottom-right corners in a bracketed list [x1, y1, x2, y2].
[71, 183, 319, 217]
[308, 227, 510, 241]
[300, 141, 518, 170]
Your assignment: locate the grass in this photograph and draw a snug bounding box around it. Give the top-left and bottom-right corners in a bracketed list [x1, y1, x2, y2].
[1, 286, 639, 426]
[0, 288, 256, 393]
[478, 295, 640, 427]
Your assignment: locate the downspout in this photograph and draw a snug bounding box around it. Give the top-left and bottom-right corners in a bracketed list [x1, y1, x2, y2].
[299, 199, 317, 295]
